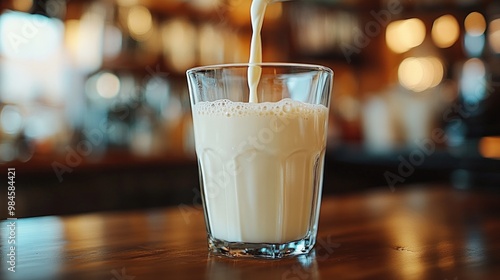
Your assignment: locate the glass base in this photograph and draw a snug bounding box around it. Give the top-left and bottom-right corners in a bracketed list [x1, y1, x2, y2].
[207, 234, 316, 259]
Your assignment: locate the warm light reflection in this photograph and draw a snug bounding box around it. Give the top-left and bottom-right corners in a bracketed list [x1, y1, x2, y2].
[335, 70, 359, 122]
[386, 200, 426, 279]
[465, 12, 486, 36]
[63, 3, 106, 73]
[229, 0, 282, 26]
[229, 0, 252, 26]
[399, 58, 424, 90]
[437, 242, 456, 269]
[96, 72, 120, 99]
[13, 0, 33, 12]
[116, 0, 139, 6]
[265, 2, 283, 20]
[189, 0, 221, 12]
[479, 136, 500, 159]
[198, 24, 224, 65]
[127, 5, 153, 41]
[228, 0, 241, 6]
[337, 95, 360, 122]
[432, 14, 459, 48]
[386, 18, 426, 53]
[488, 18, 500, 54]
[64, 19, 80, 59]
[223, 29, 243, 62]
[428, 57, 445, 88]
[63, 215, 105, 249]
[161, 18, 197, 73]
[398, 57, 444, 92]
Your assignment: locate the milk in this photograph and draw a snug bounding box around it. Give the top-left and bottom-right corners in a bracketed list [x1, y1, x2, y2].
[248, 0, 272, 103]
[192, 99, 329, 243]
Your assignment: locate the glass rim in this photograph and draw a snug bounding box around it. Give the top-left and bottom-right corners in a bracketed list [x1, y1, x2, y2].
[186, 62, 333, 75]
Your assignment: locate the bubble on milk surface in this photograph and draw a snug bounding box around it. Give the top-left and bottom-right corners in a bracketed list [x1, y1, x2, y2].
[195, 98, 327, 118]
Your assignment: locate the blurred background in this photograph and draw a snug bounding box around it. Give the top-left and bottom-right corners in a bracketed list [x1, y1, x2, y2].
[1, 0, 499, 217]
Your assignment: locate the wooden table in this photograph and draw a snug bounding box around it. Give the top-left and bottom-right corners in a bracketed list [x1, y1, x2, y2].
[2, 184, 500, 280]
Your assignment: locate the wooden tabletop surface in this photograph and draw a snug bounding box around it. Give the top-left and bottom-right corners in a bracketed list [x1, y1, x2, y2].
[2, 184, 500, 280]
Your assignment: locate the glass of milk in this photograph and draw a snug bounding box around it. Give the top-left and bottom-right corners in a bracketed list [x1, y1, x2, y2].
[186, 63, 333, 258]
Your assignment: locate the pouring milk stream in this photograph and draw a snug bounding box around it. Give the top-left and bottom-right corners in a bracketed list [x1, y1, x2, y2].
[247, 0, 270, 103]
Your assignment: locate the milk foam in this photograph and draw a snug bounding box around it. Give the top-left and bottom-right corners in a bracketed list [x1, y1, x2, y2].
[194, 98, 327, 117]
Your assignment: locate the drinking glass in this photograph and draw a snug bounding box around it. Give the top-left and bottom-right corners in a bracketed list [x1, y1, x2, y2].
[186, 63, 333, 258]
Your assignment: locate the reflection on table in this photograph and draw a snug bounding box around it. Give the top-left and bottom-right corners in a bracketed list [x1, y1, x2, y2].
[2, 184, 499, 279]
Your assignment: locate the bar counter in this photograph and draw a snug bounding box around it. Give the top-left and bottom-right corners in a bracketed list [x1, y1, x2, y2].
[2, 184, 500, 280]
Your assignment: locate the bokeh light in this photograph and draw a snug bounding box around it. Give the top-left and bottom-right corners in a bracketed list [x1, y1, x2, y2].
[127, 5, 153, 41]
[24, 110, 61, 140]
[488, 18, 500, 54]
[96, 72, 121, 99]
[63, 3, 106, 73]
[0, 11, 63, 60]
[198, 24, 224, 66]
[464, 33, 485, 57]
[432, 14, 459, 48]
[398, 56, 444, 92]
[116, 0, 139, 6]
[465, 12, 486, 36]
[161, 18, 197, 73]
[479, 136, 500, 159]
[12, 0, 33, 12]
[1, 105, 23, 135]
[189, 0, 221, 12]
[386, 18, 426, 53]
[460, 58, 486, 103]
